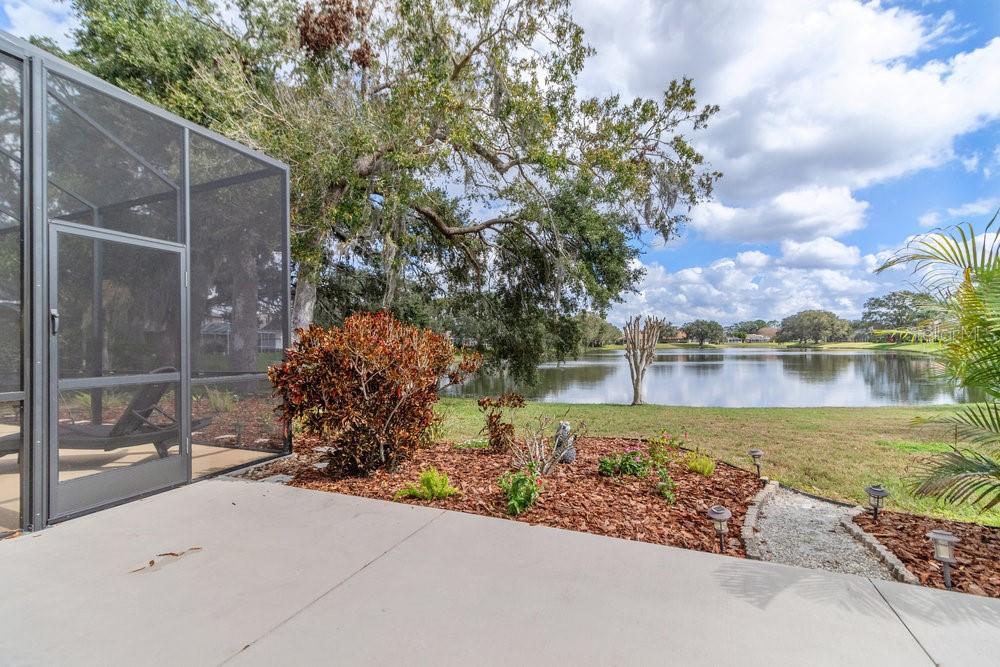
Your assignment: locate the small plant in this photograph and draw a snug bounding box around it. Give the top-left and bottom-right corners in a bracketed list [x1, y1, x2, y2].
[656, 468, 677, 504]
[597, 455, 618, 476]
[498, 465, 541, 515]
[454, 437, 489, 450]
[205, 387, 237, 413]
[421, 413, 446, 446]
[646, 441, 670, 469]
[685, 450, 716, 477]
[395, 467, 460, 501]
[598, 449, 649, 477]
[478, 393, 525, 453]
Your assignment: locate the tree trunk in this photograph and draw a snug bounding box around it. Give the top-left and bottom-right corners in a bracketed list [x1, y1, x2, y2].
[623, 315, 666, 406]
[291, 276, 317, 341]
[631, 368, 644, 405]
[231, 244, 259, 373]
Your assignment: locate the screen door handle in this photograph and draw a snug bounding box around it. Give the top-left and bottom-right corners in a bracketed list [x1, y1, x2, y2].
[50, 309, 59, 335]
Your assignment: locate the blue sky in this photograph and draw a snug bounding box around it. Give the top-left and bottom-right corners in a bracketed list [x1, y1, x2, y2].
[3, 0, 1000, 325]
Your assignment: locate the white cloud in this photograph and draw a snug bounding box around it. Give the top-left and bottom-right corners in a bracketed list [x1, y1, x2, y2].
[961, 153, 980, 172]
[575, 0, 1000, 243]
[918, 197, 1000, 230]
[946, 197, 1000, 218]
[2, 0, 77, 48]
[610, 251, 881, 325]
[779, 237, 861, 269]
[690, 186, 868, 242]
[736, 250, 770, 269]
[918, 211, 942, 228]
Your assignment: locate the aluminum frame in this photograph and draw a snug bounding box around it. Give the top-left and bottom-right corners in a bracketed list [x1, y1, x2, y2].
[0, 28, 291, 531]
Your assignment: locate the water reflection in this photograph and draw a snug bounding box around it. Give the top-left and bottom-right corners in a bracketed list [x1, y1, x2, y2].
[446, 348, 982, 407]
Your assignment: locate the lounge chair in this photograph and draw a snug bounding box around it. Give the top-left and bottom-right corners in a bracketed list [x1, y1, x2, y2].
[0, 367, 210, 458]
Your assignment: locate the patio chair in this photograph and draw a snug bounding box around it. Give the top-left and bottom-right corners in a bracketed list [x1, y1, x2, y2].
[0, 367, 210, 459]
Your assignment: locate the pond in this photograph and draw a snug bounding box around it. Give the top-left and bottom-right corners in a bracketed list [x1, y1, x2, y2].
[446, 348, 982, 407]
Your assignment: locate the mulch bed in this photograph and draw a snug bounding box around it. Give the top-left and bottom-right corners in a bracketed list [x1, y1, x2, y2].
[252, 436, 762, 557]
[191, 395, 285, 452]
[854, 511, 1000, 598]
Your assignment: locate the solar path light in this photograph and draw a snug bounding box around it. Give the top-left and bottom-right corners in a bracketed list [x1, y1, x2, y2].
[926, 529, 960, 590]
[865, 484, 889, 522]
[707, 505, 732, 553]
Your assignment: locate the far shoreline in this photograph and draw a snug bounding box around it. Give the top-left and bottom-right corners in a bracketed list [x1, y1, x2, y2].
[597, 341, 941, 354]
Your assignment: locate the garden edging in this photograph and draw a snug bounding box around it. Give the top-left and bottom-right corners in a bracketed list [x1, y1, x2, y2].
[741, 479, 779, 560]
[839, 510, 919, 585]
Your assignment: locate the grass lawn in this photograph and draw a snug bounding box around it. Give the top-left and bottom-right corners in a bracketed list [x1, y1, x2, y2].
[436, 398, 1000, 526]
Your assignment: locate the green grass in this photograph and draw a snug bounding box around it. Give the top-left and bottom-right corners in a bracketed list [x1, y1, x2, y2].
[435, 398, 1000, 526]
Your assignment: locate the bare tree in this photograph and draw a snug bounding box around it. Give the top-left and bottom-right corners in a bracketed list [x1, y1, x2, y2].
[623, 316, 666, 405]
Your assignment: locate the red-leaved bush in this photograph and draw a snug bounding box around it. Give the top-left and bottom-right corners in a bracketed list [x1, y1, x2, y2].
[269, 311, 482, 476]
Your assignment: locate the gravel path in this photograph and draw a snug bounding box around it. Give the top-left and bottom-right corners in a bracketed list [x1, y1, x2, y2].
[756, 488, 894, 580]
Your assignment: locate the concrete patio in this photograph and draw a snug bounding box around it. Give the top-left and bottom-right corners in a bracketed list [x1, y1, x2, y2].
[0, 479, 997, 666]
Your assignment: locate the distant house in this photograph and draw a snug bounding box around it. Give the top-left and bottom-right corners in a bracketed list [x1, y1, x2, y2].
[665, 330, 688, 343]
[745, 333, 771, 343]
[200, 318, 285, 354]
[758, 326, 779, 340]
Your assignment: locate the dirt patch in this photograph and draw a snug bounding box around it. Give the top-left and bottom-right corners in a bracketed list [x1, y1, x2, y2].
[854, 511, 1000, 598]
[249, 436, 761, 557]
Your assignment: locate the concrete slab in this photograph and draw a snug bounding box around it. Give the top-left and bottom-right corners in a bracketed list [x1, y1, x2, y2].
[231, 506, 932, 667]
[1, 480, 997, 666]
[873, 578, 1000, 666]
[0, 480, 442, 666]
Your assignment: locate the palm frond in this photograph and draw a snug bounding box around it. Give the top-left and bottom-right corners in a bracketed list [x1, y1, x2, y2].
[876, 213, 1000, 281]
[914, 449, 1000, 511]
[916, 402, 1000, 448]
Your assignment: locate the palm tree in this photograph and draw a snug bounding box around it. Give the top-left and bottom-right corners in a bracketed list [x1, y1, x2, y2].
[876, 213, 1000, 510]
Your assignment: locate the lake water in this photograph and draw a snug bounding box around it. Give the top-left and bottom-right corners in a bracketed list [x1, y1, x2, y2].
[446, 348, 981, 407]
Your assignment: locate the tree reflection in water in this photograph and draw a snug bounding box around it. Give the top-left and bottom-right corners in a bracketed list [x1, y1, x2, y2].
[446, 348, 979, 407]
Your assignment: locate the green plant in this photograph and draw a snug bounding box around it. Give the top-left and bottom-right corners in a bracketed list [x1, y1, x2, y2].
[421, 413, 446, 446]
[685, 450, 715, 477]
[205, 387, 236, 413]
[394, 467, 460, 501]
[656, 468, 677, 504]
[454, 437, 490, 450]
[647, 431, 683, 467]
[498, 466, 541, 515]
[269, 312, 482, 476]
[598, 449, 649, 477]
[877, 217, 1000, 510]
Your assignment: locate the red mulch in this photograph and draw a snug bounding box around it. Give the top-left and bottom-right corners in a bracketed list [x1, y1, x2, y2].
[256, 436, 761, 557]
[854, 511, 1000, 598]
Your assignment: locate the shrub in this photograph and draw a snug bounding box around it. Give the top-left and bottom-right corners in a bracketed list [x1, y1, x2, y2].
[269, 312, 482, 476]
[478, 393, 525, 453]
[498, 466, 541, 515]
[395, 467, 460, 501]
[598, 449, 649, 477]
[685, 451, 716, 477]
[656, 468, 677, 504]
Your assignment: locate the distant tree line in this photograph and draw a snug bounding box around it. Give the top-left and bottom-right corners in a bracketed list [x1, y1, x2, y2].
[577, 289, 930, 350]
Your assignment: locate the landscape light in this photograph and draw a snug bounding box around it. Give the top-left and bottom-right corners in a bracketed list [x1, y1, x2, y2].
[864, 484, 889, 522]
[926, 529, 960, 590]
[707, 505, 732, 553]
[748, 449, 764, 479]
